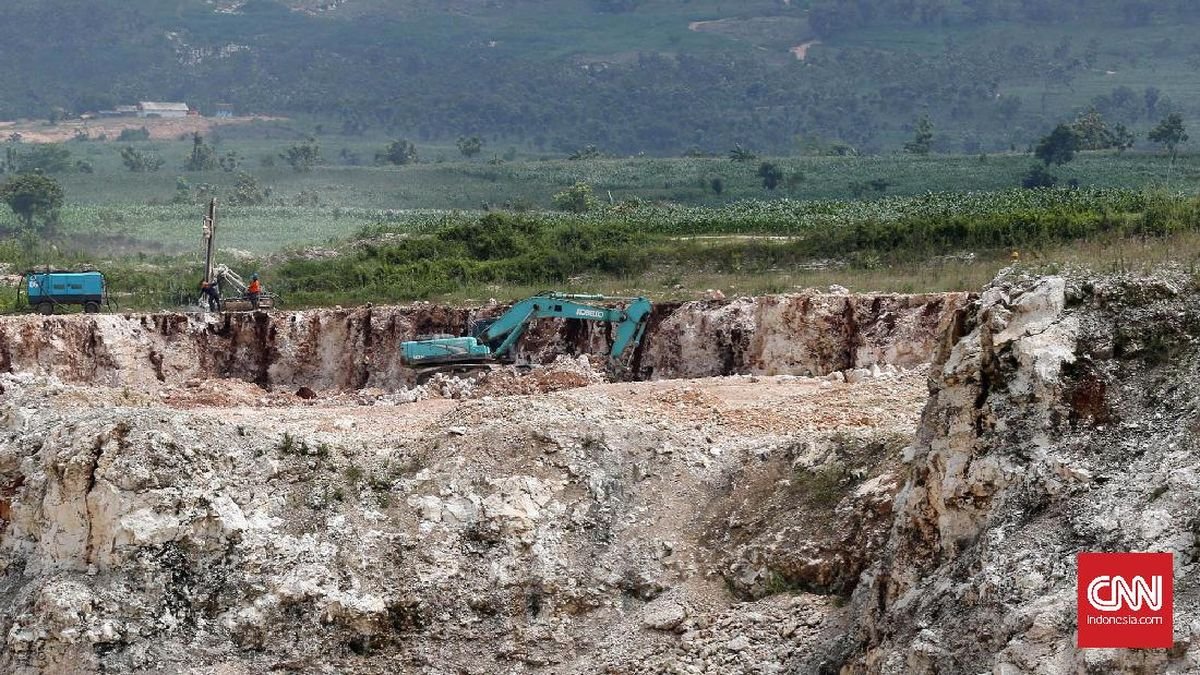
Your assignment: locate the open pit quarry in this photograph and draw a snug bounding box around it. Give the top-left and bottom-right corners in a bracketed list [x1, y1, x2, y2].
[1, 278, 1199, 674]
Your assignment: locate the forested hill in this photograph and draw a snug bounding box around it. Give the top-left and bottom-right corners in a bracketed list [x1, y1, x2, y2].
[2, 0, 1198, 155]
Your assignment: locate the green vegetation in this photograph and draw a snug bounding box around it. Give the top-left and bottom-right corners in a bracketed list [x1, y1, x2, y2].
[120, 146, 165, 173]
[376, 140, 418, 166]
[2, 1, 1200, 155]
[456, 136, 484, 160]
[116, 127, 151, 143]
[1149, 114, 1190, 161]
[552, 182, 600, 213]
[3, 137, 1200, 312]
[792, 460, 857, 508]
[4, 144, 74, 174]
[23, 133, 1200, 211]
[1036, 125, 1080, 167]
[757, 162, 784, 191]
[343, 465, 364, 485]
[345, 188, 1158, 239]
[0, 127, 1199, 313]
[1022, 165, 1058, 189]
[185, 134, 218, 172]
[281, 139, 322, 173]
[904, 116, 935, 156]
[0, 173, 64, 231]
[264, 187, 1200, 306]
[273, 212, 649, 303]
[1071, 110, 1133, 153]
[3, 187, 1200, 312]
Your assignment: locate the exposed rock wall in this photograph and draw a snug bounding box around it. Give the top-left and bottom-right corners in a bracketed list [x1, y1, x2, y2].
[640, 292, 966, 379]
[823, 273, 1200, 674]
[0, 292, 970, 390]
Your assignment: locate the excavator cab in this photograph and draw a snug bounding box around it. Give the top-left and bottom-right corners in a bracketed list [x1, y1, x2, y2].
[401, 336, 493, 366]
[468, 318, 497, 342]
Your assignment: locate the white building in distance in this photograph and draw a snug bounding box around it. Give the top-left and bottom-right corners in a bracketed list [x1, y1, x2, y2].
[137, 102, 192, 118]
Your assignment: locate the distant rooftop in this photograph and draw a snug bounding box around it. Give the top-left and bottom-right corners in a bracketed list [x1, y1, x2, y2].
[138, 102, 190, 112]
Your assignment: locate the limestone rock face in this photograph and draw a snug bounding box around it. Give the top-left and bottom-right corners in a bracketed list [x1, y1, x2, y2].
[831, 273, 1200, 674]
[641, 292, 970, 379]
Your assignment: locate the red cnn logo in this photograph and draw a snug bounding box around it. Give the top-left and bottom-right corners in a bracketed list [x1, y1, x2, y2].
[1077, 552, 1173, 649]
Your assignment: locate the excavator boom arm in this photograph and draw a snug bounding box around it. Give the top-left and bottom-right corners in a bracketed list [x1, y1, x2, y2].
[212, 264, 248, 294]
[610, 297, 652, 358]
[400, 292, 652, 368]
[480, 293, 652, 360]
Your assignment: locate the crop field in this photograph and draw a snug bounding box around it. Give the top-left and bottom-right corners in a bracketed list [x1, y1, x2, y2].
[25, 132, 1198, 212]
[0, 132, 1191, 258]
[50, 205, 416, 255]
[257, 187, 1200, 306]
[73, 149, 1200, 211]
[2, 133, 1199, 311]
[20, 185, 1163, 258]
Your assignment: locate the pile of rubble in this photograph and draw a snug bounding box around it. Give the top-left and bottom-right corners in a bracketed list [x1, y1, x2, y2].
[156, 357, 921, 412]
[474, 354, 608, 396]
[150, 355, 611, 409]
[635, 594, 835, 674]
[395, 354, 609, 401]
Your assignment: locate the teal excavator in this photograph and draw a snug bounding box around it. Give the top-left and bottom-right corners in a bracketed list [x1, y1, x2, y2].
[400, 292, 652, 378]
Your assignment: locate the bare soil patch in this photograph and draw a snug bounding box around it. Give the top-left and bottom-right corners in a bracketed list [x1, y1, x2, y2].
[0, 115, 284, 144]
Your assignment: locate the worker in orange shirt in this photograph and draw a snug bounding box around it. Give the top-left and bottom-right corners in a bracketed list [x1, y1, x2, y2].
[246, 273, 262, 309]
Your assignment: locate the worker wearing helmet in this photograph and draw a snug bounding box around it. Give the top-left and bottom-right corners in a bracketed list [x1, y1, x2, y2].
[246, 273, 262, 310]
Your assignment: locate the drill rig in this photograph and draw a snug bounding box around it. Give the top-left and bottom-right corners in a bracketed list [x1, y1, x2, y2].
[200, 199, 276, 311]
[400, 292, 652, 380]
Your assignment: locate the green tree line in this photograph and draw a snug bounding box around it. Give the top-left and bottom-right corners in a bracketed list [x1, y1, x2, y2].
[0, 0, 1198, 155]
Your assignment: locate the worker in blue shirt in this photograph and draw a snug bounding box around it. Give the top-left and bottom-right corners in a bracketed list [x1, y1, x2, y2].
[200, 279, 220, 311]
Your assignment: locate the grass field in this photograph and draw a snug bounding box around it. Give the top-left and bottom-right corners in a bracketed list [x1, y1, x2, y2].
[51, 139, 1197, 212]
[2, 133, 1193, 260]
[1, 136, 1199, 312]
[17, 182, 1174, 256]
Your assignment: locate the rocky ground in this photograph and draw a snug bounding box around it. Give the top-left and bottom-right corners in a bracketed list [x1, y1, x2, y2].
[0, 355, 923, 673]
[3, 278, 1200, 673]
[839, 272, 1200, 674]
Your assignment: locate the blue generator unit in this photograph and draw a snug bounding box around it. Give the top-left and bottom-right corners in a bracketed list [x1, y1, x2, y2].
[22, 270, 110, 314]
